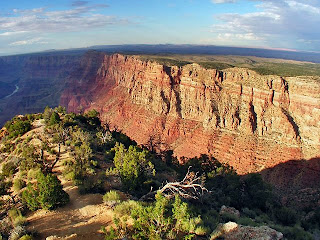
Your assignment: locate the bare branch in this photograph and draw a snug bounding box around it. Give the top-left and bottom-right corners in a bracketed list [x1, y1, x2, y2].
[140, 167, 208, 201]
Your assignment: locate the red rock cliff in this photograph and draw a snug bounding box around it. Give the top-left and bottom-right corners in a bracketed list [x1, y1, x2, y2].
[61, 54, 320, 174]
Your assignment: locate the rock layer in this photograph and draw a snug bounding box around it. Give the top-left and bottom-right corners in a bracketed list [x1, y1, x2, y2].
[61, 53, 320, 175]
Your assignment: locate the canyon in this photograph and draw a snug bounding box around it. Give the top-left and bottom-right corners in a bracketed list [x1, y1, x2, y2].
[0, 53, 81, 125]
[1, 51, 319, 186]
[60, 53, 320, 183]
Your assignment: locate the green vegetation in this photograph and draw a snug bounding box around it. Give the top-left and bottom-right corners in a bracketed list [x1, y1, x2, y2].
[13, 178, 26, 192]
[1, 161, 18, 178]
[103, 190, 123, 207]
[18, 235, 33, 240]
[198, 61, 234, 70]
[0, 107, 319, 240]
[108, 143, 155, 192]
[49, 111, 61, 126]
[4, 118, 31, 139]
[22, 172, 69, 210]
[139, 56, 191, 67]
[8, 208, 26, 227]
[250, 62, 320, 76]
[0, 174, 11, 196]
[104, 193, 207, 240]
[139, 54, 320, 77]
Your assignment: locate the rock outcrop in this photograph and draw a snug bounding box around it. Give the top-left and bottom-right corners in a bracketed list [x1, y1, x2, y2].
[60, 53, 320, 176]
[211, 222, 283, 240]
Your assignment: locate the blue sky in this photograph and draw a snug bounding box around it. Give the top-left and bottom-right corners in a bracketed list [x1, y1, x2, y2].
[0, 0, 319, 55]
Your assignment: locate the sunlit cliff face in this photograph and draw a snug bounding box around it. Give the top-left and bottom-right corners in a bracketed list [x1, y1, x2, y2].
[60, 54, 320, 175]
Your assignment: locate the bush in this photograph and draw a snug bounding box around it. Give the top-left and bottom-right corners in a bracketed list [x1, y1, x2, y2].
[301, 208, 320, 230]
[103, 190, 122, 207]
[48, 112, 61, 126]
[274, 207, 298, 226]
[205, 172, 273, 211]
[131, 193, 206, 239]
[8, 225, 26, 240]
[111, 143, 155, 192]
[8, 208, 26, 227]
[114, 200, 141, 216]
[241, 174, 273, 211]
[43, 106, 53, 123]
[22, 172, 69, 210]
[13, 216, 27, 227]
[54, 106, 66, 114]
[13, 178, 26, 192]
[220, 212, 239, 223]
[19, 235, 33, 240]
[27, 168, 42, 181]
[241, 208, 257, 219]
[4, 118, 31, 139]
[0, 175, 11, 196]
[273, 225, 313, 240]
[104, 193, 207, 239]
[77, 176, 104, 195]
[237, 217, 257, 227]
[2, 162, 18, 178]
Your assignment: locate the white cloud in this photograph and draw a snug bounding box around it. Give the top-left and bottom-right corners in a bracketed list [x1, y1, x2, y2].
[71, 1, 89, 7]
[0, 31, 28, 36]
[210, 0, 320, 50]
[217, 33, 263, 41]
[286, 1, 320, 14]
[211, 0, 237, 3]
[0, 4, 126, 34]
[9, 37, 48, 46]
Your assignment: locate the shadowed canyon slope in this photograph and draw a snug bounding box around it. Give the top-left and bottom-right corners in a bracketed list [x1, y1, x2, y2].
[0, 53, 82, 125]
[60, 53, 320, 175]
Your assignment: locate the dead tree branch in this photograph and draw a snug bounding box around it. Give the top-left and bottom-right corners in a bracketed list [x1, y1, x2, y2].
[140, 167, 208, 201]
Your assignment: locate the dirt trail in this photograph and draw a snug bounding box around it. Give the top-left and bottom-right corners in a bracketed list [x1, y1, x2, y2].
[26, 121, 113, 240]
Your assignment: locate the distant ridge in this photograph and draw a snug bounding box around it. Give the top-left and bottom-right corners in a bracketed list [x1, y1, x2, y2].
[2, 44, 320, 63]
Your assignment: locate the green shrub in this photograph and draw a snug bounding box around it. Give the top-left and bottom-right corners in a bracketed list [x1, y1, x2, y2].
[13, 178, 26, 192]
[241, 174, 273, 211]
[254, 214, 270, 224]
[27, 168, 42, 181]
[8, 208, 26, 227]
[274, 207, 297, 226]
[4, 118, 31, 139]
[2, 162, 17, 178]
[242, 208, 257, 219]
[205, 172, 273, 211]
[132, 193, 205, 239]
[43, 106, 53, 123]
[13, 216, 27, 227]
[103, 190, 122, 206]
[111, 143, 155, 192]
[114, 200, 141, 216]
[48, 112, 61, 126]
[77, 176, 104, 195]
[54, 106, 66, 114]
[273, 225, 313, 240]
[85, 109, 99, 118]
[105, 193, 206, 239]
[19, 235, 33, 240]
[237, 217, 257, 227]
[220, 212, 239, 223]
[22, 172, 69, 210]
[0, 175, 11, 196]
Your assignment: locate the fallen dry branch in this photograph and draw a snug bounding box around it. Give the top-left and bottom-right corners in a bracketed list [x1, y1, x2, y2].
[140, 167, 208, 201]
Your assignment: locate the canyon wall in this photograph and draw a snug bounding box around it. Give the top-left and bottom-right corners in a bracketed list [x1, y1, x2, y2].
[61, 53, 320, 175]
